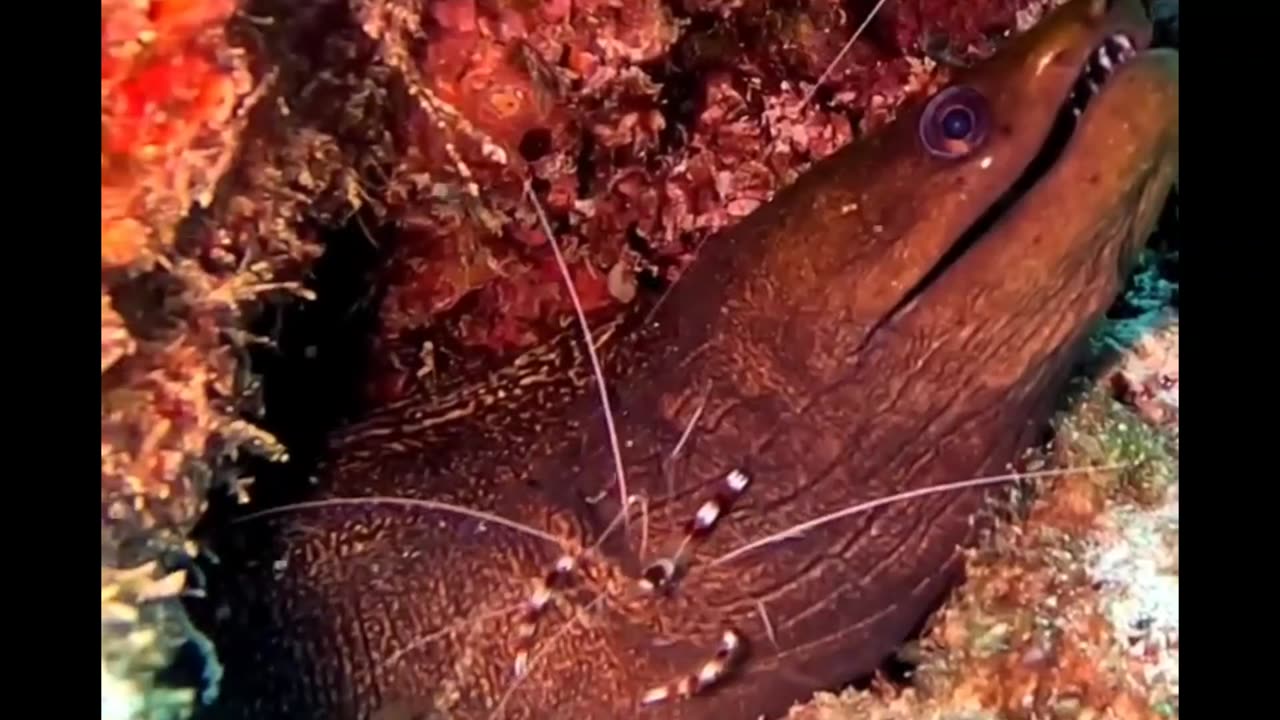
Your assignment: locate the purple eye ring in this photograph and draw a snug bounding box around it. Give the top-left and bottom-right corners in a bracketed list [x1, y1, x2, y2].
[918, 85, 992, 159]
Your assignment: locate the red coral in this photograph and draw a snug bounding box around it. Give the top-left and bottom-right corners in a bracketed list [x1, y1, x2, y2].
[101, 0, 251, 546]
[878, 0, 1023, 55]
[101, 0, 250, 270]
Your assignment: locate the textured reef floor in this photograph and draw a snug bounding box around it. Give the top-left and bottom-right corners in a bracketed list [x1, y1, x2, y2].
[100, 0, 1177, 717]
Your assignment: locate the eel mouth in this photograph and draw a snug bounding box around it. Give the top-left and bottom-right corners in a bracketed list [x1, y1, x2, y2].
[972, 31, 1144, 239]
[1013, 32, 1142, 201]
[888, 33, 1144, 319]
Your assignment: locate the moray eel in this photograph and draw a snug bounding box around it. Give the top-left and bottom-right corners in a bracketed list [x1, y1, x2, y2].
[196, 0, 1178, 717]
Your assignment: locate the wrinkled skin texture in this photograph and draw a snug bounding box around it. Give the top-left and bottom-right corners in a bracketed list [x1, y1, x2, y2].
[196, 1, 1179, 718]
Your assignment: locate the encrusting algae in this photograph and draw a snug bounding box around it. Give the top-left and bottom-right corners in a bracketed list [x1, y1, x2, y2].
[101, 0, 399, 712]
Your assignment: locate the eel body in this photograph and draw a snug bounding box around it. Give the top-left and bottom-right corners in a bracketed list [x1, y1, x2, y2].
[198, 0, 1179, 718]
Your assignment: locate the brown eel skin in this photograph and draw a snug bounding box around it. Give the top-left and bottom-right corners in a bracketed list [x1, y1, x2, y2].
[194, 1, 1179, 718]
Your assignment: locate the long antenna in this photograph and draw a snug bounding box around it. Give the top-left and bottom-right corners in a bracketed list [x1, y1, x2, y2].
[524, 180, 632, 528]
[802, 0, 894, 108]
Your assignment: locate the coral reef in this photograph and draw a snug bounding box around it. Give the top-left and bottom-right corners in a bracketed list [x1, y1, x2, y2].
[102, 2, 260, 713]
[102, 0, 251, 271]
[102, 0, 254, 564]
[102, 561, 218, 720]
[102, 0, 401, 713]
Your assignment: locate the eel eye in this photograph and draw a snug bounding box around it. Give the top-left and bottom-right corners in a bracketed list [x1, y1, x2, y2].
[919, 85, 991, 159]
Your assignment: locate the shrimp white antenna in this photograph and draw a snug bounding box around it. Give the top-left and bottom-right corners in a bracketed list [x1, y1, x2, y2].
[232, 497, 565, 547]
[802, 0, 894, 108]
[711, 463, 1132, 565]
[524, 180, 632, 529]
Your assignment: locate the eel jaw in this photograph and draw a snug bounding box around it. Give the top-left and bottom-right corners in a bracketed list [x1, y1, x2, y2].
[996, 32, 1144, 225]
[887, 31, 1147, 321]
